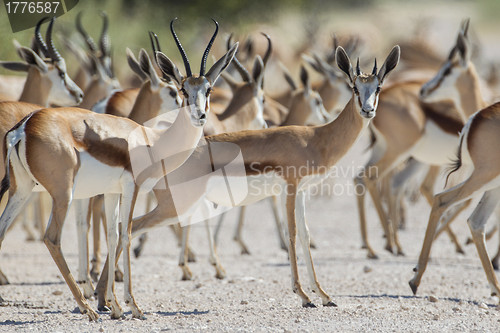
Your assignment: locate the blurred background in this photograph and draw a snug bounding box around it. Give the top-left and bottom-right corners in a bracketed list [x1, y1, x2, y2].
[1, 0, 500, 91]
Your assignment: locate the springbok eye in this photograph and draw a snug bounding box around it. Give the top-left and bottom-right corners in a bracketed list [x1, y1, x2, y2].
[376, 86, 381, 93]
[59, 71, 65, 79]
[169, 89, 177, 98]
[206, 87, 212, 97]
[443, 66, 451, 76]
[316, 99, 321, 106]
[353, 86, 359, 94]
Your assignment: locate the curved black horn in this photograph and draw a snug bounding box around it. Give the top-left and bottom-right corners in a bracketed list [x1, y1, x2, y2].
[261, 32, 272, 66]
[372, 58, 377, 75]
[226, 33, 251, 82]
[99, 12, 110, 57]
[76, 12, 98, 53]
[356, 58, 361, 75]
[34, 17, 50, 57]
[46, 17, 62, 62]
[170, 18, 192, 77]
[200, 19, 219, 76]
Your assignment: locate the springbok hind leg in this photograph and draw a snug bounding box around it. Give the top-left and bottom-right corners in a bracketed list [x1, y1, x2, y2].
[44, 190, 98, 321]
[0, 177, 36, 285]
[467, 187, 500, 299]
[420, 166, 465, 254]
[490, 205, 500, 270]
[409, 174, 490, 295]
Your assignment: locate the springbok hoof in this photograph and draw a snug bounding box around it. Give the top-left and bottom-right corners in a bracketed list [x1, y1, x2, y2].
[492, 259, 499, 271]
[324, 301, 337, 307]
[367, 252, 379, 260]
[98, 305, 111, 312]
[408, 281, 418, 295]
[133, 246, 142, 258]
[114, 269, 124, 282]
[456, 248, 465, 255]
[302, 302, 316, 308]
[397, 250, 405, 257]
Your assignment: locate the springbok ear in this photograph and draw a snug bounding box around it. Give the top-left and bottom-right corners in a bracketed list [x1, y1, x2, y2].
[456, 33, 469, 65]
[0, 61, 30, 72]
[18, 47, 48, 73]
[279, 62, 296, 90]
[461, 18, 470, 37]
[301, 54, 323, 75]
[139, 48, 161, 87]
[377, 45, 400, 84]
[335, 46, 354, 83]
[126, 48, 148, 81]
[156, 51, 184, 85]
[206, 42, 239, 85]
[252, 55, 264, 89]
[300, 65, 310, 94]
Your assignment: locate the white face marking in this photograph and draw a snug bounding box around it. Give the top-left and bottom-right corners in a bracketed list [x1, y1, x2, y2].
[182, 78, 211, 127]
[353, 75, 381, 118]
[306, 92, 329, 125]
[46, 61, 83, 106]
[159, 83, 182, 114]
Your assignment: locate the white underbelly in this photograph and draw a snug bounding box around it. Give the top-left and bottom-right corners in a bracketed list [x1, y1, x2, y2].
[411, 120, 460, 165]
[72, 152, 126, 198]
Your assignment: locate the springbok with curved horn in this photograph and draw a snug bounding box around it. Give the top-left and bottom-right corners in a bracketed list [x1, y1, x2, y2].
[94, 45, 400, 309]
[354, 20, 485, 257]
[71, 11, 114, 90]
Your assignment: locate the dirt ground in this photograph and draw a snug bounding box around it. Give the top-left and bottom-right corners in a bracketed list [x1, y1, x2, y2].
[0, 135, 499, 333]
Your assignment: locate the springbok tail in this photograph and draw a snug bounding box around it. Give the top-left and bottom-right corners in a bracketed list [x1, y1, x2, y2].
[0, 112, 36, 201]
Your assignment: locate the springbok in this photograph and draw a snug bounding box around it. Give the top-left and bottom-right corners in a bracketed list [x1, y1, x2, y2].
[0, 18, 238, 320]
[409, 101, 500, 303]
[355, 20, 486, 258]
[132, 32, 273, 261]
[0, 17, 84, 249]
[213, 64, 331, 255]
[67, 11, 114, 91]
[95, 45, 400, 309]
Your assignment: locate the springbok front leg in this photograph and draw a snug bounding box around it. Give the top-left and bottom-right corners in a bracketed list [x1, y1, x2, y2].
[179, 224, 193, 281]
[233, 206, 250, 255]
[119, 184, 143, 319]
[103, 193, 123, 319]
[74, 198, 94, 299]
[295, 191, 335, 306]
[285, 184, 314, 307]
[90, 195, 104, 282]
[466, 187, 500, 298]
[270, 196, 288, 251]
[206, 218, 226, 279]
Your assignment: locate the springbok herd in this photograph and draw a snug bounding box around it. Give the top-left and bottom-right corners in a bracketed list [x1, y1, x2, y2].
[0, 13, 499, 322]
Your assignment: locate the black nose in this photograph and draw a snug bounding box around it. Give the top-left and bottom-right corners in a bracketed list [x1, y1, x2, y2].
[199, 113, 206, 120]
